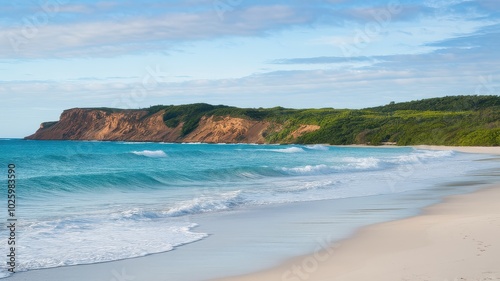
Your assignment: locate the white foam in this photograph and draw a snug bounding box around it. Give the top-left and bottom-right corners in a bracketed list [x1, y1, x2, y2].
[165, 191, 244, 217]
[342, 157, 381, 169]
[280, 157, 384, 176]
[114, 208, 162, 220]
[305, 144, 329, 151]
[265, 147, 305, 153]
[285, 180, 336, 192]
[281, 164, 334, 175]
[15, 217, 206, 273]
[392, 150, 455, 164]
[418, 149, 455, 158]
[132, 150, 168, 158]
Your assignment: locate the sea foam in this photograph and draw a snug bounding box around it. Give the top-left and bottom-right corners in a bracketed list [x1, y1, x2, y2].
[15, 216, 206, 274]
[281, 164, 334, 175]
[266, 147, 305, 153]
[165, 191, 244, 217]
[304, 144, 329, 151]
[132, 150, 168, 158]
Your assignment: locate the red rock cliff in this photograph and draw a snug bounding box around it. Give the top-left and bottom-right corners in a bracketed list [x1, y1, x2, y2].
[26, 108, 319, 143]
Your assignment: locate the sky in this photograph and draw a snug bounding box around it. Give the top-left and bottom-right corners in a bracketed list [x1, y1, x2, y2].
[0, 0, 499, 137]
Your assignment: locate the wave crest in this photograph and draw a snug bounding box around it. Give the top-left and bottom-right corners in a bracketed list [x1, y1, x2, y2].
[343, 157, 381, 169]
[165, 191, 244, 217]
[266, 147, 305, 153]
[281, 164, 334, 175]
[132, 150, 168, 158]
[305, 144, 329, 151]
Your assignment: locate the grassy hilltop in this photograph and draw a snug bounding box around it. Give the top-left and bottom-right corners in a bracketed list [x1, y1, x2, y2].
[132, 95, 500, 146]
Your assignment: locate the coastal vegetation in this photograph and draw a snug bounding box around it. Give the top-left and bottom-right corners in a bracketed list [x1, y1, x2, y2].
[143, 95, 500, 146]
[32, 95, 500, 146]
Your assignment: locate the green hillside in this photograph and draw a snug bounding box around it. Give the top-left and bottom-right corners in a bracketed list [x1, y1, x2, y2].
[141, 95, 500, 146]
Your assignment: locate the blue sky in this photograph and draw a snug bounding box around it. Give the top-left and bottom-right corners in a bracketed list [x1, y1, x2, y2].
[1, 0, 499, 137]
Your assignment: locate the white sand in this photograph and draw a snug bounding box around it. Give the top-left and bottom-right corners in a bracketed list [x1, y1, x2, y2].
[217, 185, 500, 281]
[414, 145, 500, 155]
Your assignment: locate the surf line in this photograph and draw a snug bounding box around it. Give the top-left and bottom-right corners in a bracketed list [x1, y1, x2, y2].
[6, 164, 17, 274]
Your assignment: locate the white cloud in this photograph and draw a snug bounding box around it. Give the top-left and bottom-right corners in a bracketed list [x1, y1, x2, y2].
[0, 5, 312, 59]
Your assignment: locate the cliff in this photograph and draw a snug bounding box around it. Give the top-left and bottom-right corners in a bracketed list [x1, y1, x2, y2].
[25, 107, 316, 143]
[25, 96, 500, 145]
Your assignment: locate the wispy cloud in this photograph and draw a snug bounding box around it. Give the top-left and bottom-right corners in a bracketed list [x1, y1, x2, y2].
[270, 56, 378, 65]
[0, 4, 313, 59]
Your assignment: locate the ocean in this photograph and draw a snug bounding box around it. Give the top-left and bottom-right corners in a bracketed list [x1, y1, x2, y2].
[0, 139, 499, 280]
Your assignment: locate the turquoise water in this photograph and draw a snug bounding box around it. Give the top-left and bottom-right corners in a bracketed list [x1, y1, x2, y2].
[0, 139, 498, 278]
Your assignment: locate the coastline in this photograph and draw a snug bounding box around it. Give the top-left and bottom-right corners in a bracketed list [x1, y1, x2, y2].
[414, 145, 500, 155]
[4, 145, 499, 281]
[19, 138, 500, 156]
[334, 144, 500, 155]
[215, 146, 500, 281]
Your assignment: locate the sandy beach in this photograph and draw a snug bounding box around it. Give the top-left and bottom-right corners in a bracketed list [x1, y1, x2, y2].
[414, 145, 500, 155]
[335, 145, 500, 156]
[216, 145, 500, 281]
[217, 186, 500, 281]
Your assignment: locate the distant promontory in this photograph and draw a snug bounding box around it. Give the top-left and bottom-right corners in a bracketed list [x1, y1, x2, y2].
[26, 96, 500, 146]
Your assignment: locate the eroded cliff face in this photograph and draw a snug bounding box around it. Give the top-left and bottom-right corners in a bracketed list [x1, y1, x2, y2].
[182, 116, 275, 143]
[26, 109, 181, 141]
[26, 108, 320, 143]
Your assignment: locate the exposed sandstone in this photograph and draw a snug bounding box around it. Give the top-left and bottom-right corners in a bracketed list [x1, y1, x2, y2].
[26, 108, 320, 143]
[182, 116, 273, 144]
[290, 125, 321, 139]
[26, 109, 182, 142]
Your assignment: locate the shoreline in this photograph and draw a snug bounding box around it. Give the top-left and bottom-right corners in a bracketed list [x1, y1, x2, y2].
[18, 138, 500, 155]
[3, 144, 499, 281]
[413, 145, 500, 155]
[215, 186, 500, 281]
[334, 144, 500, 155]
[213, 145, 500, 281]
[14, 138, 500, 155]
